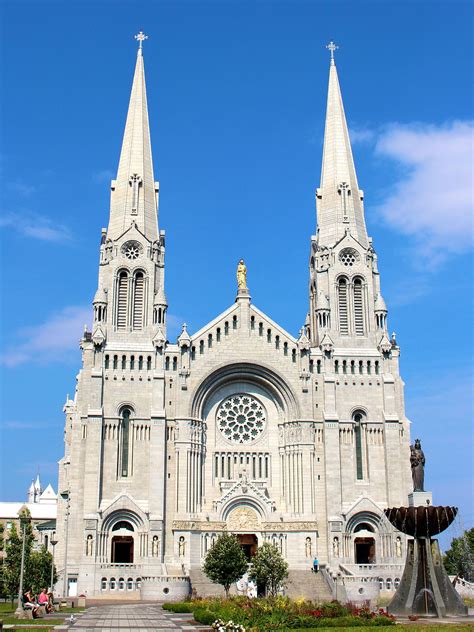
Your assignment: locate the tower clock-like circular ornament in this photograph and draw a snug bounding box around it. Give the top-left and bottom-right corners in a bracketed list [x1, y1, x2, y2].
[217, 394, 266, 444]
[122, 240, 142, 260]
[339, 248, 359, 267]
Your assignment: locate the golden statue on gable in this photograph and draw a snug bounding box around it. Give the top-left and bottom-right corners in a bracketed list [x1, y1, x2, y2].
[237, 259, 247, 289]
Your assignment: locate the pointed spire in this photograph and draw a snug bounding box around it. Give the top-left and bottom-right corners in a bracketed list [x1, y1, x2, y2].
[107, 33, 158, 241]
[316, 43, 368, 248]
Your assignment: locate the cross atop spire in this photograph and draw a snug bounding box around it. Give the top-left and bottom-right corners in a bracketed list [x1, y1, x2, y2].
[135, 31, 148, 54]
[107, 33, 158, 241]
[326, 40, 339, 65]
[316, 45, 369, 247]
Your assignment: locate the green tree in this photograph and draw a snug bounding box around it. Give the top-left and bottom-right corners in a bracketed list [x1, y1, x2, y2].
[443, 528, 474, 581]
[3, 509, 35, 599]
[30, 545, 57, 594]
[202, 533, 248, 598]
[0, 522, 5, 598]
[249, 542, 288, 596]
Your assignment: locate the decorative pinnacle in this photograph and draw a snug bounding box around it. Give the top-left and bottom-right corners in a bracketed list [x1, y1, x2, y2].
[135, 31, 148, 52]
[326, 40, 339, 65]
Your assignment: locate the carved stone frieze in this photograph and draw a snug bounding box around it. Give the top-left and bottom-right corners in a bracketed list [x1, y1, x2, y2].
[279, 421, 316, 446]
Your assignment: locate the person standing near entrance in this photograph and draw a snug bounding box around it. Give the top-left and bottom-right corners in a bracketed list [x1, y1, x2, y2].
[312, 557, 319, 573]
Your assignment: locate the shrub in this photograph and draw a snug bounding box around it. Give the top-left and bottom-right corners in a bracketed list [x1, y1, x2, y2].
[162, 602, 194, 613]
[248, 542, 288, 596]
[194, 607, 218, 625]
[202, 534, 248, 598]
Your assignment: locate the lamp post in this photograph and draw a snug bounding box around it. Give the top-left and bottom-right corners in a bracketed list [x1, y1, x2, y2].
[50, 533, 58, 593]
[60, 491, 70, 598]
[14, 523, 27, 619]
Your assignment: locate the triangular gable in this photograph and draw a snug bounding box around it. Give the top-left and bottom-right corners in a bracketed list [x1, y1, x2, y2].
[112, 221, 153, 246]
[250, 305, 297, 343]
[333, 230, 367, 253]
[187, 303, 240, 340]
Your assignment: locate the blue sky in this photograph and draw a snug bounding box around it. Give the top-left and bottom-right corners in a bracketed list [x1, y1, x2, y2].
[1, 1, 472, 550]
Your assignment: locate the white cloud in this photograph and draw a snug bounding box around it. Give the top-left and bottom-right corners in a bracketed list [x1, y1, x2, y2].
[1, 305, 91, 367]
[93, 169, 114, 183]
[0, 211, 70, 242]
[349, 126, 375, 145]
[374, 120, 474, 258]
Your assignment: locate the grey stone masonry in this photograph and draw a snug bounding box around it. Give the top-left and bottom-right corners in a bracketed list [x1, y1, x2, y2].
[55, 42, 412, 602]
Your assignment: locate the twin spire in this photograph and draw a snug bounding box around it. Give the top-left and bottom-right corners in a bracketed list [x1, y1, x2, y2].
[107, 36, 368, 250]
[317, 42, 368, 248]
[107, 32, 158, 242]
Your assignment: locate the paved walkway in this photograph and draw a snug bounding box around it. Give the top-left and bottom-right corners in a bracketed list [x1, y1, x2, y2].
[55, 604, 210, 632]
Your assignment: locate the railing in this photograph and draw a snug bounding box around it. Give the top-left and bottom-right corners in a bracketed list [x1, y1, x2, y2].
[99, 563, 143, 569]
[141, 575, 189, 584]
[340, 563, 403, 576]
[320, 566, 336, 598]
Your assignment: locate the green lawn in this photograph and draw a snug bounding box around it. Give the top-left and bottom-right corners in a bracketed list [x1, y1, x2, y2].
[9, 628, 54, 632]
[1, 617, 64, 625]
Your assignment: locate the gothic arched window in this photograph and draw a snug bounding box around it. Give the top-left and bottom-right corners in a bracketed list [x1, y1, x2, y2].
[353, 277, 365, 336]
[119, 408, 132, 478]
[353, 410, 365, 480]
[338, 277, 349, 335]
[132, 271, 145, 330]
[116, 270, 129, 330]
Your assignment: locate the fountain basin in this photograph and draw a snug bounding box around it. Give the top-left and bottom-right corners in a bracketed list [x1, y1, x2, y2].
[384, 506, 457, 537]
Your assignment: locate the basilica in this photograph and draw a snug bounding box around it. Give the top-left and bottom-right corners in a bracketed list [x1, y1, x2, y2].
[55, 36, 411, 601]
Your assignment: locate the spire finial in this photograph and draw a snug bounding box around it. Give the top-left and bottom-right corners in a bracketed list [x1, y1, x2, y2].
[135, 31, 148, 53]
[326, 40, 339, 65]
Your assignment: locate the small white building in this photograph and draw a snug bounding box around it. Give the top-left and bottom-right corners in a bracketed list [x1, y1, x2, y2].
[0, 475, 57, 552]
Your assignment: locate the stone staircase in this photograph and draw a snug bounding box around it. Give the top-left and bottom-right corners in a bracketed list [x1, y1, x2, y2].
[189, 567, 333, 601]
[285, 569, 333, 601]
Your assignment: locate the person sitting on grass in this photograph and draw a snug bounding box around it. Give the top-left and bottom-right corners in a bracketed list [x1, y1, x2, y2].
[47, 591, 56, 612]
[23, 589, 40, 617]
[38, 588, 53, 613]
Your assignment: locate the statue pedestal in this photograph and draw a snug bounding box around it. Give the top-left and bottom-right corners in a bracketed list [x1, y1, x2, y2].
[409, 492, 433, 507]
[388, 538, 467, 617]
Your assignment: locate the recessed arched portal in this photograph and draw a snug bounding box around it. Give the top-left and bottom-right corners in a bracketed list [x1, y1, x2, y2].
[354, 537, 376, 564]
[111, 536, 134, 563]
[237, 534, 258, 561]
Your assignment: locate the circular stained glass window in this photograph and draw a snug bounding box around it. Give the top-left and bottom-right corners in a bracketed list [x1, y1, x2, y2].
[339, 248, 359, 267]
[122, 241, 142, 260]
[217, 394, 266, 444]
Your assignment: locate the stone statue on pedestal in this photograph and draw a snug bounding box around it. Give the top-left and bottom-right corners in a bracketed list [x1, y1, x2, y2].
[410, 438, 425, 492]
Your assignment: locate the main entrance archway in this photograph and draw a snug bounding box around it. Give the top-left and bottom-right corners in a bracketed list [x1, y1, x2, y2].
[354, 537, 375, 564]
[111, 536, 134, 563]
[237, 534, 258, 561]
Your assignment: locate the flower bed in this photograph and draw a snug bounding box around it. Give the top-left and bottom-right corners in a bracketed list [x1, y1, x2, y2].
[163, 597, 396, 630]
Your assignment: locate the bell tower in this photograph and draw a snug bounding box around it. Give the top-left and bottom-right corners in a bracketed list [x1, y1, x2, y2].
[308, 42, 391, 355]
[91, 31, 167, 348]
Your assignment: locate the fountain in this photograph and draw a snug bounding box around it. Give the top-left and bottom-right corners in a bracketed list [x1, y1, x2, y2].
[384, 440, 467, 617]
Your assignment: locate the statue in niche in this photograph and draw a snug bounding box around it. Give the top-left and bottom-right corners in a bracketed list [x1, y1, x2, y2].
[305, 537, 312, 558]
[395, 536, 402, 558]
[410, 438, 425, 492]
[178, 536, 186, 557]
[86, 534, 93, 556]
[333, 536, 340, 558]
[236, 259, 247, 289]
[152, 535, 159, 557]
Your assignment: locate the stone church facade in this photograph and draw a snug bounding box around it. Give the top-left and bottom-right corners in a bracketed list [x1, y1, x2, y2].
[55, 39, 411, 600]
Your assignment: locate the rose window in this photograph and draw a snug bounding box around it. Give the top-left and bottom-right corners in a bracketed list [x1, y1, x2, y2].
[339, 248, 359, 267]
[217, 394, 266, 444]
[122, 241, 142, 260]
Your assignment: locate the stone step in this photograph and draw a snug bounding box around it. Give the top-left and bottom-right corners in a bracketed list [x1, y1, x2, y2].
[189, 567, 333, 601]
[285, 569, 333, 601]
